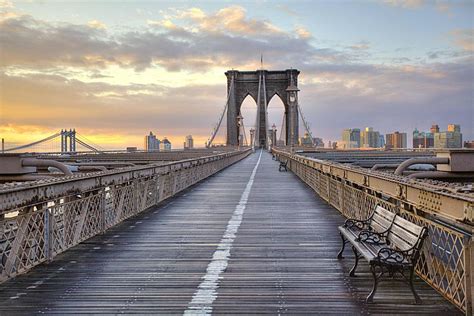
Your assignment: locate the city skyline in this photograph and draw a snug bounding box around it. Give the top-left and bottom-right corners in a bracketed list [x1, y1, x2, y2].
[1, 0, 473, 149]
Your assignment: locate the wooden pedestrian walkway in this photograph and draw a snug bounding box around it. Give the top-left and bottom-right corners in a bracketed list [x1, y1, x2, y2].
[0, 150, 461, 314]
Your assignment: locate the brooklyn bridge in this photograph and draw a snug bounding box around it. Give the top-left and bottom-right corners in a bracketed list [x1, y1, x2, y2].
[0, 69, 472, 315]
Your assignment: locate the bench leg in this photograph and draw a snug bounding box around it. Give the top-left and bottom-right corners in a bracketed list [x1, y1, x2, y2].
[409, 267, 422, 304]
[367, 264, 379, 303]
[284, 165, 287, 171]
[349, 246, 360, 277]
[337, 232, 347, 259]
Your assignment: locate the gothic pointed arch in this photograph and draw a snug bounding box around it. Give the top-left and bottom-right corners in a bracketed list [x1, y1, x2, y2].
[225, 69, 300, 147]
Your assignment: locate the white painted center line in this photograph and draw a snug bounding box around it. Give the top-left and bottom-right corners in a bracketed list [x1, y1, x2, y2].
[184, 150, 263, 315]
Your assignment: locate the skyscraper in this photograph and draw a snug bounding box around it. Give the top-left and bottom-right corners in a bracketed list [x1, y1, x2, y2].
[361, 127, 381, 148]
[162, 137, 172, 151]
[447, 124, 461, 133]
[144, 131, 160, 151]
[378, 134, 385, 148]
[300, 132, 313, 147]
[386, 131, 407, 149]
[184, 135, 194, 149]
[342, 128, 360, 148]
[434, 124, 462, 148]
[413, 128, 434, 148]
[430, 124, 440, 134]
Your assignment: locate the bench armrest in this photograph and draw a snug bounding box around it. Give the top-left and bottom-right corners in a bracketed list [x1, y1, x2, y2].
[343, 218, 370, 230]
[358, 229, 388, 244]
[376, 247, 411, 265]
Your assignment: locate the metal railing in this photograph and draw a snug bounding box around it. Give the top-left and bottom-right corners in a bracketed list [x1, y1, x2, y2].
[273, 148, 473, 315]
[0, 149, 251, 284]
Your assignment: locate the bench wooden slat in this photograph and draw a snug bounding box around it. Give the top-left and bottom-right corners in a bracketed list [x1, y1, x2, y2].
[388, 233, 414, 251]
[389, 228, 418, 249]
[372, 213, 393, 232]
[393, 216, 424, 236]
[387, 217, 424, 251]
[370, 221, 387, 234]
[374, 206, 396, 222]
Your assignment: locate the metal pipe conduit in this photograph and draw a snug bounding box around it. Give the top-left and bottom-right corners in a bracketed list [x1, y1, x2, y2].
[68, 162, 136, 167]
[408, 171, 474, 180]
[371, 164, 400, 171]
[394, 157, 449, 175]
[372, 164, 437, 172]
[22, 158, 73, 176]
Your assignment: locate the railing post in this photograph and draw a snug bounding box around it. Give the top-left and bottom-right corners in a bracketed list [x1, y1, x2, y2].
[465, 236, 473, 315]
[158, 175, 166, 203]
[101, 189, 107, 233]
[44, 208, 53, 262]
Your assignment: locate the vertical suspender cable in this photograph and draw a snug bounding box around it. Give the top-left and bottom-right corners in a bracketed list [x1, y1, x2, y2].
[207, 74, 234, 147]
[2, 132, 61, 152]
[279, 112, 286, 145]
[241, 121, 248, 146]
[298, 104, 315, 146]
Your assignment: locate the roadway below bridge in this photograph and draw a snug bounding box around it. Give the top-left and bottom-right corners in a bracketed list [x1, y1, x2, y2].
[0, 150, 461, 314]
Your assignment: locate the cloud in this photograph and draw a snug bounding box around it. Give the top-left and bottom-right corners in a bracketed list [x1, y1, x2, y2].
[0, 70, 227, 146]
[381, 0, 456, 16]
[175, 6, 284, 36]
[275, 4, 299, 17]
[1, 6, 342, 72]
[0, 0, 13, 9]
[298, 57, 473, 141]
[0, 14, 119, 69]
[435, 2, 451, 14]
[0, 4, 472, 147]
[87, 20, 106, 30]
[451, 29, 474, 52]
[348, 41, 370, 50]
[382, 0, 424, 9]
[295, 26, 312, 39]
[2, 54, 473, 147]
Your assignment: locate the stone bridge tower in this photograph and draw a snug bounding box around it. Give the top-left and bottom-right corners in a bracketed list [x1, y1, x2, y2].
[225, 69, 300, 147]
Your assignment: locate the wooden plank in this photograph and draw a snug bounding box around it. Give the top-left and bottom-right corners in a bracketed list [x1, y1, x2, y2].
[388, 231, 413, 251]
[372, 213, 393, 231]
[371, 221, 386, 234]
[374, 205, 396, 222]
[0, 151, 462, 315]
[394, 216, 424, 236]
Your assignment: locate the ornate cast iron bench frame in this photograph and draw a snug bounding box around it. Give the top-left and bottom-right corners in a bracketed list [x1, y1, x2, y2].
[278, 160, 288, 172]
[337, 205, 428, 304]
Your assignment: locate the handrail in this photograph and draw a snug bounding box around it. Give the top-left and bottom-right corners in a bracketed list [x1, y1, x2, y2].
[0, 148, 252, 284]
[272, 147, 473, 315]
[0, 149, 252, 214]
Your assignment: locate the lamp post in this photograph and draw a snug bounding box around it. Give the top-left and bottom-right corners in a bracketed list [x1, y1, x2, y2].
[271, 124, 277, 147]
[250, 128, 255, 152]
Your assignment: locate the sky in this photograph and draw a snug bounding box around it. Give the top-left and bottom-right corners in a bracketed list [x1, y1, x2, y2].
[0, 0, 473, 149]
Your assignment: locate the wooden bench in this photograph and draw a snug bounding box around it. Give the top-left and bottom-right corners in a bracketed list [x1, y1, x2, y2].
[278, 160, 288, 172]
[337, 205, 428, 303]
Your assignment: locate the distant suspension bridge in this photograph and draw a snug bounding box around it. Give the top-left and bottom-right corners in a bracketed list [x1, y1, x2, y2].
[1, 129, 103, 153]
